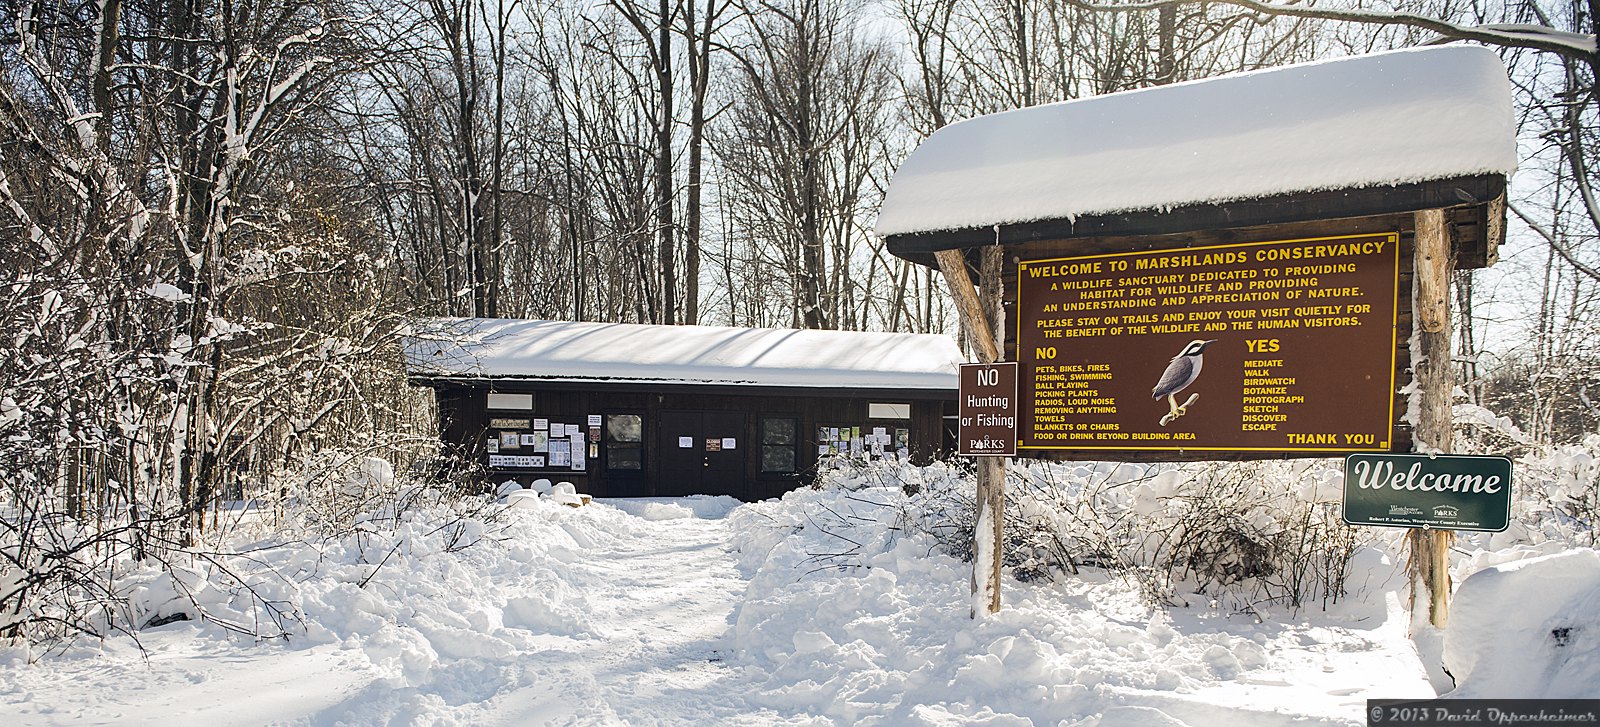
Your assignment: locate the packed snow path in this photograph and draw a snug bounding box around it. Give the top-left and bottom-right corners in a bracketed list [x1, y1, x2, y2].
[497, 504, 751, 726]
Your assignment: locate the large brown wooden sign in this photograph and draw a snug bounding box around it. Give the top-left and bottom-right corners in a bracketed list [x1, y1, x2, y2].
[1017, 233, 1400, 453]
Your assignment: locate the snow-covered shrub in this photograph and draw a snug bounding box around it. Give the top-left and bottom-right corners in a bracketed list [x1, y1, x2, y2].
[1009, 459, 1360, 611]
[1450, 402, 1598, 553]
[0, 268, 445, 648]
[1515, 436, 1600, 547]
[799, 395, 1600, 616]
[0, 511, 126, 643]
[815, 456, 1363, 613]
[276, 450, 461, 534]
[796, 398, 1600, 620]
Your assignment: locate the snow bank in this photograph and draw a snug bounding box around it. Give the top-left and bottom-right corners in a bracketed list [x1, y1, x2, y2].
[14, 435, 1591, 725]
[1442, 548, 1600, 698]
[725, 484, 1430, 725]
[109, 494, 647, 689]
[876, 45, 1515, 237]
[2, 494, 753, 726]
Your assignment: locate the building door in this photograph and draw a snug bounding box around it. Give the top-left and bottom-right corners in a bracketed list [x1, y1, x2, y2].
[657, 410, 746, 497]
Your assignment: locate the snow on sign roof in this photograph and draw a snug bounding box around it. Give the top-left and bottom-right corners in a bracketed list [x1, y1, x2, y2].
[875, 45, 1517, 238]
[406, 318, 962, 390]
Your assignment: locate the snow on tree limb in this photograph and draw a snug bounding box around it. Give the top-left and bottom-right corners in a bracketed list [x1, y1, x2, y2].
[1059, 0, 1597, 60]
[1422, 24, 1599, 55]
[9, 0, 151, 251]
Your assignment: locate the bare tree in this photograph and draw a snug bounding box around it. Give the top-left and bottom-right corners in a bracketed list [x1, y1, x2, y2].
[682, 0, 735, 324]
[717, 0, 897, 330]
[0, 0, 449, 643]
[609, 0, 682, 324]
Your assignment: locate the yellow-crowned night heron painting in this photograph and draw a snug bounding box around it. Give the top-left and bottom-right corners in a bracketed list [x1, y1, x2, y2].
[1153, 339, 1217, 426]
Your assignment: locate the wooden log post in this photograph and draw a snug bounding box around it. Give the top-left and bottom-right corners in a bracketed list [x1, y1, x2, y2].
[1411, 208, 1454, 630]
[972, 455, 1005, 614]
[935, 247, 1006, 616]
[935, 249, 999, 363]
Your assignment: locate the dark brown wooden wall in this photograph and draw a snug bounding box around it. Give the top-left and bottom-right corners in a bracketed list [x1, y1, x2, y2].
[432, 386, 953, 500]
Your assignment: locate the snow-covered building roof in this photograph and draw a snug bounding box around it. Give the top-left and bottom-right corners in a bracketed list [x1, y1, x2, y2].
[405, 319, 962, 390]
[876, 45, 1516, 238]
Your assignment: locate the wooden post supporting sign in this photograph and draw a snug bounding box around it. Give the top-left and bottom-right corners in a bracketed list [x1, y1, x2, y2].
[1411, 208, 1454, 630]
[958, 362, 1017, 617]
[936, 248, 1008, 617]
[935, 249, 1000, 363]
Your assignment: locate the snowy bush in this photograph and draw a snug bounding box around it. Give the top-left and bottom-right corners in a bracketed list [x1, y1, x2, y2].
[793, 398, 1600, 618]
[0, 231, 467, 652]
[1514, 436, 1600, 547]
[807, 455, 1364, 614]
[1449, 403, 1599, 557]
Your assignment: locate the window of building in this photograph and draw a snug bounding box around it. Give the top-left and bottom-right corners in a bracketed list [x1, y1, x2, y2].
[868, 402, 911, 419]
[606, 413, 643, 471]
[760, 416, 798, 474]
[486, 392, 534, 410]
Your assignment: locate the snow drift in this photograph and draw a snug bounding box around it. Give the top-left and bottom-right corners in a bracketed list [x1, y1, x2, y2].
[1442, 548, 1600, 698]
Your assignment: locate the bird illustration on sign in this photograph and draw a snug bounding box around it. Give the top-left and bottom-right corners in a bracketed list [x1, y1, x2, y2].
[1153, 339, 1217, 426]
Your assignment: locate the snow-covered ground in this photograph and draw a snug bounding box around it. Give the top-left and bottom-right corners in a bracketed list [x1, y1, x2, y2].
[0, 484, 1591, 726]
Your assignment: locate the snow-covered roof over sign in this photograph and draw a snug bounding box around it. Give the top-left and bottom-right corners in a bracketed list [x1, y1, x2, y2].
[405, 319, 962, 390]
[875, 45, 1517, 238]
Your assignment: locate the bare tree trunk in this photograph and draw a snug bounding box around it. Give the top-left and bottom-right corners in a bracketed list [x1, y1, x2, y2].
[490, 0, 509, 320]
[610, 0, 678, 324]
[971, 455, 1005, 615]
[980, 244, 1005, 359]
[657, 0, 677, 324]
[888, 259, 911, 332]
[682, 0, 723, 325]
[904, 0, 955, 132]
[444, 0, 491, 317]
[798, 20, 825, 329]
[1156, 2, 1176, 85]
[1455, 271, 1477, 403]
[1011, 0, 1032, 106]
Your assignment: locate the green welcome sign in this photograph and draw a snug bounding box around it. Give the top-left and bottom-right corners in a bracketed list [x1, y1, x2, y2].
[1343, 453, 1512, 532]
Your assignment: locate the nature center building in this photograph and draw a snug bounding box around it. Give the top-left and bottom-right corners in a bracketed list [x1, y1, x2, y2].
[406, 319, 962, 499]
